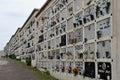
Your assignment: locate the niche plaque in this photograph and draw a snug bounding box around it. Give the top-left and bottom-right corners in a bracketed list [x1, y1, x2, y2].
[98, 62, 111, 80]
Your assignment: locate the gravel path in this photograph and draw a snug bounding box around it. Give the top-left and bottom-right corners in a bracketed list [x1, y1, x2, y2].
[0, 58, 41, 80]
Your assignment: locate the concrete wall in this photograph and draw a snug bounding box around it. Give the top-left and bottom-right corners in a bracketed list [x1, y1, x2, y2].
[112, 0, 120, 80]
[0, 50, 5, 57]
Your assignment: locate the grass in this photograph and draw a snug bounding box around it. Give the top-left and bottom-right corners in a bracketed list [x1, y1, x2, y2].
[14, 59, 58, 80]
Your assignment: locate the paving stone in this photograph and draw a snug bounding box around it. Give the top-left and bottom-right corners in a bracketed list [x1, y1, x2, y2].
[0, 58, 41, 80]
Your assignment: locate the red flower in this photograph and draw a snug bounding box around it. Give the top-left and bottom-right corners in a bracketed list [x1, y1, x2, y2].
[73, 67, 78, 73]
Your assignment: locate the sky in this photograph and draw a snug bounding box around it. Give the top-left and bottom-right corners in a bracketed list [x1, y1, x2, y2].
[0, 0, 47, 50]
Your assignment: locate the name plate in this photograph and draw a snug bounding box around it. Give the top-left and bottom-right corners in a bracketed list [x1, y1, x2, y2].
[98, 62, 111, 79]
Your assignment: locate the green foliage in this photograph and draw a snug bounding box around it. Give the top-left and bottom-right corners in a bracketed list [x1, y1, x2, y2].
[83, 50, 88, 55]
[44, 70, 50, 75]
[26, 57, 31, 66]
[9, 54, 16, 59]
[5, 55, 8, 58]
[16, 58, 21, 61]
[66, 51, 72, 56]
[78, 51, 84, 55]
[96, 5, 100, 12]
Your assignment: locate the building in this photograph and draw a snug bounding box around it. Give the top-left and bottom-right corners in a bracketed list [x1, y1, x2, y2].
[5, 35, 15, 56]
[0, 50, 6, 57]
[4, 0, 120, 80]
[19, 9, 39, 63]
[13, 28, 21, 58]
[4, 42, 10, 56]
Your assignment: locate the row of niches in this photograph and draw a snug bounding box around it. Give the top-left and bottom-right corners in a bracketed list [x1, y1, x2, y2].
[25, 20, 35, 37]
[38, 0, 111, 30]
[38, 61, 112, 80]
[26, 28, 35, 37]
[37, 18, 111, 43]
[37, 40, 111, 60]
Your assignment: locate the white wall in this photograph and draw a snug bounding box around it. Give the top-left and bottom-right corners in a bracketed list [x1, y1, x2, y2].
[0, 50, 6, 57]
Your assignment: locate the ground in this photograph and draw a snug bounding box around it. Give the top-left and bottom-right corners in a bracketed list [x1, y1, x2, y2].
[0, 58, 41, 80]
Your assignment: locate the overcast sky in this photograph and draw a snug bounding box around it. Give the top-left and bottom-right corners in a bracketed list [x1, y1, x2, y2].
[0, 0, 47, 50]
